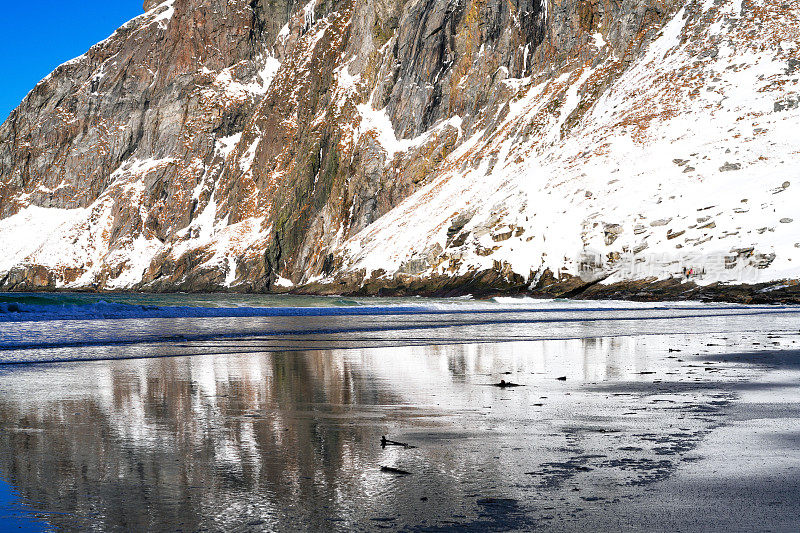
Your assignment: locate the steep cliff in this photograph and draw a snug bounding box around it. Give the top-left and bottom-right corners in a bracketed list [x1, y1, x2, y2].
[1, 0, 798, 298]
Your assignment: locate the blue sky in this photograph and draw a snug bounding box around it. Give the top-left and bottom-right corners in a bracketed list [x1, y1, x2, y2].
[0, 1, 144, 121]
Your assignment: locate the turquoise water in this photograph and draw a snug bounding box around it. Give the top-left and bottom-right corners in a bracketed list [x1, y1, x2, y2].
[0, 292, 368, 310]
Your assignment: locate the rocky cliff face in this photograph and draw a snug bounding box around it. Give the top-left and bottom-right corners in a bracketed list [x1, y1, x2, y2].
[1, 0, 799, 296]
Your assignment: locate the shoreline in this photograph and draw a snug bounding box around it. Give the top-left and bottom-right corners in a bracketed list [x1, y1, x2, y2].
[2, 270, 799, 305]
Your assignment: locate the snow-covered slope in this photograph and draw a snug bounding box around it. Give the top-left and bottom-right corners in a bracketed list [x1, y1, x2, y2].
[335, 0, 800, 292]
[0, 0, 798, 299]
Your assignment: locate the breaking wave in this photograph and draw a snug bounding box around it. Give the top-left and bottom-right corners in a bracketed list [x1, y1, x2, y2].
[0, 294, 798, 364]
[0, 296, 430, 322]
[0, 293, 776, 324]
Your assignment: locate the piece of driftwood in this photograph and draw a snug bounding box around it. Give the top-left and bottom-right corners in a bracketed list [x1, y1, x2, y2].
[493, 380, 523, 388]
[381, 436, 417, 448]
[380, 466, 412, 475]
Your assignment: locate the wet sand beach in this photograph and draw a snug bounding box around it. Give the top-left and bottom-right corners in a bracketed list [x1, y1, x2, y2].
[0, 297, 799, 531]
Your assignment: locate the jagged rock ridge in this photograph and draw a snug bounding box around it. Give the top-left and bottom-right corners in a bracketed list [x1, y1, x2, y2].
[0, 0, 798, 297]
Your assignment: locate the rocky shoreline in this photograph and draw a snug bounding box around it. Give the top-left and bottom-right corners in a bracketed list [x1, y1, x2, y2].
[298, 270, 800, 305]
[2, 264, 799, 305]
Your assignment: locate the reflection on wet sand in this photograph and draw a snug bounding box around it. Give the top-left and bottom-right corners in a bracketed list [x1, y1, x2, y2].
[2, 349, 414, 531]
[0, 332, 799, 531]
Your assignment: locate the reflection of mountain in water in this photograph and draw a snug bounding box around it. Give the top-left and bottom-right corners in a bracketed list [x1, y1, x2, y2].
[0, 344, 549, 531]
[0, 334, 772, 530]
[0, 351, 386, 530]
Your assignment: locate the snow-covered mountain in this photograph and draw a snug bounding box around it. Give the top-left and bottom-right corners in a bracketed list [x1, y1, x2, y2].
[1, 0, 798, 301]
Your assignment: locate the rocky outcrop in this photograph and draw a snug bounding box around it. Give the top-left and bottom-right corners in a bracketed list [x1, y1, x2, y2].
[1, 0, 798, 296]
